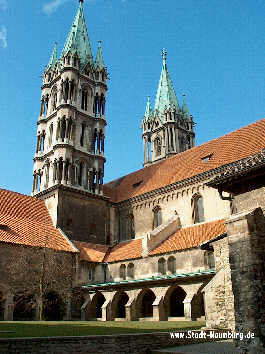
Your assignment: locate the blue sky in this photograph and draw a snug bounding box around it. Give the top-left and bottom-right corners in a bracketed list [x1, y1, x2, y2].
[0, 0, 264, 195]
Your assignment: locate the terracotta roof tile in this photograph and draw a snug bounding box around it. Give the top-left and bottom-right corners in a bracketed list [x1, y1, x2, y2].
[74, 241, 109, 262]
[0, 189, 77, 253]
[105, 238, 143, 263]
[149, 219, 226, 255]
[104, 118, 265, 202]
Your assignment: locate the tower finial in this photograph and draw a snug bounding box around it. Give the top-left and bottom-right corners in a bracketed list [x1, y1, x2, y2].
[162, 48, 167, 65]
[79, 0, 84, 3]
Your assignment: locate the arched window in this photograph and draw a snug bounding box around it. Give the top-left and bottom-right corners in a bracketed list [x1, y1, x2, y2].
[158, 258, 166, 275]
[127, 214, 135, 240]
[204, 251, 215, 269]
[167, 256, 176, 274]
[192, 194, 204, 224]
[81, 88, 88, 110]
[120, 264, 126, 280]
[153, 206, 162, 229]
[127, 263, 134, 279]
[154, 137, 161, 156]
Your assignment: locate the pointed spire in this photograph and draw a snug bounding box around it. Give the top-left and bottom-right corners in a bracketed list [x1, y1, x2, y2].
[144, 96, 153, 120]
[47, 42, 58, 70]
[182, 94, 190, 119]
[94, 40, 105, 70]
[154, 49, 180, 119]
[62, 0, 93, 68]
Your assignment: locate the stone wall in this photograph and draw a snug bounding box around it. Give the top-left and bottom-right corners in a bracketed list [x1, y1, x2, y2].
[0, 243, 74, 320]
[0, 331, 227, 354]
[117, 182, 231, 240]
[202, 237, 235, 330]
[226, 208, 265, 353]
[106, 248, 210, 282]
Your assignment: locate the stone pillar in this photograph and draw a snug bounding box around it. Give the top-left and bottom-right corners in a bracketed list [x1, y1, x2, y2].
[65, 294, 72, 320]
[226, 208, 265, 353]
[101, 299, 112, 321]
[4, 292, 14, 321]
[62, 160, 66, 184]
[183, 295, 193, 320]
[152, 295, 166, 321]
[81, 298, 91, 321]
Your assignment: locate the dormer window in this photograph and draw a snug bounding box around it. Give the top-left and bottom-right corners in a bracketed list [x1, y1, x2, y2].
[132, 181, 142, 188]
[201, 154, 213, 163]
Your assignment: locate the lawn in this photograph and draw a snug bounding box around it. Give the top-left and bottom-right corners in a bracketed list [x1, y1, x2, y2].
[0, 320, 205, 338]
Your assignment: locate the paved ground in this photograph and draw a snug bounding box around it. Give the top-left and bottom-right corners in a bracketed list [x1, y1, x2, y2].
[152, 339, 235, 353]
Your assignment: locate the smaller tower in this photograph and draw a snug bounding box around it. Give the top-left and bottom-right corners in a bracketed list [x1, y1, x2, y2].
[142, 50, 195, 167]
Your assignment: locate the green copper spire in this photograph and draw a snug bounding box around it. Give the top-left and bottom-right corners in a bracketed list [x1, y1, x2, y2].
[144, 96, 153, 121]
[47, 43, 58, 70]
[94, 40, 105, 70]
[182, 94, 190, 119]
[154, 49, 180, 119]
[61, 1, 93, 68]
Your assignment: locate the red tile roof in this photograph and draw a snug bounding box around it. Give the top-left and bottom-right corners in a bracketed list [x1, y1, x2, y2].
[74, 241, 109, 262]
[104, 238, 143, 263]
[149, 219, 226, 255]
[104, 118, 265, 203]
[0, 189, 78, 253]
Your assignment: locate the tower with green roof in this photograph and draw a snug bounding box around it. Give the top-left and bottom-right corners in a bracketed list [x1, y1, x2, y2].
[142, 50, 195, 167]
[32, 0, 109, 244]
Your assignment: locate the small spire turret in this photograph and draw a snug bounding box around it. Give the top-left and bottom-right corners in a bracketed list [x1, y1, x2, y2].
[182, 94, 190, 119]
[47, 42, 58, 70]
[94, 40, 105, 70]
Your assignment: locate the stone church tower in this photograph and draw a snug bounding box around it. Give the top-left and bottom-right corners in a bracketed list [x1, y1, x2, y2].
[32, 0, 110, 244]
[142, 50, 195, 167]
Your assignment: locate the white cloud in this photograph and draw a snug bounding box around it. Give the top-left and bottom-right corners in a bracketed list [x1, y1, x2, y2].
[42, 0, 67, 15]
[0, 25, 7, 48]
[0, 0, 7, 10]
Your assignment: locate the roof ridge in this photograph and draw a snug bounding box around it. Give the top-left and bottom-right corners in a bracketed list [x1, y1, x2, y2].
[104, 117, 265, 188]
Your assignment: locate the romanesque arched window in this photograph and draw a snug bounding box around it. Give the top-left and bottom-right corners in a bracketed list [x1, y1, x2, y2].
[167, 256, 176, 274]
[158, 258, 166, 275]
[153, 206, 162, 229]
[120, 264, 126, 280]
[127, 263, 134, 279]
[192, 194, 204, 224]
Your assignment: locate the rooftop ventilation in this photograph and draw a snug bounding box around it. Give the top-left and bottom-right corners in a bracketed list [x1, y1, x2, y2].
[133, 181, 143, 188]
[201, 154, 213, 163]
[0, 224, 8, 230]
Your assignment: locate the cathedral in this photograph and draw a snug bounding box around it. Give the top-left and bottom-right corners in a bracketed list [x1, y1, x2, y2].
[0, 3, 264, 349]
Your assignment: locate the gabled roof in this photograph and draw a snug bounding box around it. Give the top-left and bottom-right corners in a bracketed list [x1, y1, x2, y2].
[104, 118, 265, 203]
[74, 241, 109, 262]
[61, 1, 93, 67]
[104, 239, 143, 263]
[149, 219, 226, 255]
[0, 189, 78, 253]
[154, 50, 180, 118]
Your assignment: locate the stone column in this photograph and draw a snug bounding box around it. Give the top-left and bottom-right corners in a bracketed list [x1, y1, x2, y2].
[65, 294, 72, 321]
[4, 292, 14, 321]
[152, 295, 166, 321]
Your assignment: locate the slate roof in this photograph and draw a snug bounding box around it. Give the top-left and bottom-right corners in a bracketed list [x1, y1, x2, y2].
[0, 189, 78, 253]
[104, 118, 265, 203]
